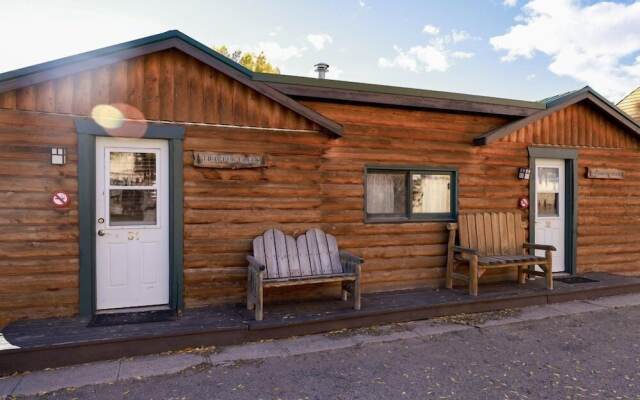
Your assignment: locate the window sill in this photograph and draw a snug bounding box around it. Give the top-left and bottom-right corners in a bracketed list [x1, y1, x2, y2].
[365, 216, 457, 224]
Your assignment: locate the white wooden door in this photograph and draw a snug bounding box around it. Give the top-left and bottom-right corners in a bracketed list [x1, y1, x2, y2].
[95, 137, 169, 310]
[534, 159, 565, 272]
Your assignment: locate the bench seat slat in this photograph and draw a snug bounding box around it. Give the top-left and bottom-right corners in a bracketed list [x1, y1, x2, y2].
[264, 273, 356, 285]
[477, 255, 546, 265]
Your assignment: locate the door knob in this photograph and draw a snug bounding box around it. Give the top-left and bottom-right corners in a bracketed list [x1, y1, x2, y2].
[98, 230, 106, 236]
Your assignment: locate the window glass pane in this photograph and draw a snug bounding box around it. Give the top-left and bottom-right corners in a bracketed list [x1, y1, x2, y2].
[110, 152, 156, 186]
[537, 167, 559, 193]
[366, 173, 406, 214]
[537, 193, 559, 217]
[109, 189, 157, 226]
[537, 167, 560, 217]
[412, 173, 451, 213]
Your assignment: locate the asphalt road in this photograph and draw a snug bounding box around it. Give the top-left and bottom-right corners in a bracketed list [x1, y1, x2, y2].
[20, 305, 640, 400]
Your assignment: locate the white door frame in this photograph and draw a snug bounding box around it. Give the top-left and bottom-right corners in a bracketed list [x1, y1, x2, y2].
[534, 158, 565, 272]
[528, 147, 578, 275]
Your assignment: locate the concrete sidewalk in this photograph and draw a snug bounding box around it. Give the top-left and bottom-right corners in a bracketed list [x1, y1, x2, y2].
[2, 293, 640, 398]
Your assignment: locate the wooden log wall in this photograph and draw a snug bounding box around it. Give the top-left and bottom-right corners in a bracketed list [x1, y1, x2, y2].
[497, 102, 640, 275]
[0, 110, 79, 326]
[1, 46, 640, 324]
[182, 101, 526, 308]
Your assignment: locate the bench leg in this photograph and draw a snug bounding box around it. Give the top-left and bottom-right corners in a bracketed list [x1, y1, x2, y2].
[469, 255, 479, 296]
[353, 265, 362, 310]
[247, 272, 254, 310]
[341, 281, 349, 301]
[545, 250, 553, 290]
[517, 265, 526, 285]
[446, 252, 454, 290]
[255, 283, 264, 321]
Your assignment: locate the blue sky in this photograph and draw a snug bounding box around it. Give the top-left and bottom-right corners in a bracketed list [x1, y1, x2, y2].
[1, 0, 639, 102]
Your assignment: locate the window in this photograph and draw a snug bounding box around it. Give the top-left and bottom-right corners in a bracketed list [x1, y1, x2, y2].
[365, 167, 457, 222]
[108, 151, 159, 226]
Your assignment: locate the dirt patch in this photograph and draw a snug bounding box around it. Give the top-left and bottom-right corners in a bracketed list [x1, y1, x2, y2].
[431, 308, 522, 326]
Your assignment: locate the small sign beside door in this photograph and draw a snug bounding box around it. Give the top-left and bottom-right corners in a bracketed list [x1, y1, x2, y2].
[586, 167, 624, 180]
[193, 152, 269, 169]
[51, 191, 70, 208]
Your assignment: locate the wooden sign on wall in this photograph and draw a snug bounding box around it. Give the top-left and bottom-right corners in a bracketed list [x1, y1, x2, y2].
[193, 152, 268, 169]
[587, 167, 624, 180]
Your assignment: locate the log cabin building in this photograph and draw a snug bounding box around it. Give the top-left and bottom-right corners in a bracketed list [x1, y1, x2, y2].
[1, 30, 640, 327]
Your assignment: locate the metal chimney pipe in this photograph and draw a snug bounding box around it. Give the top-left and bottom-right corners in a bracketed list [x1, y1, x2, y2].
[314, 63, 329, 79]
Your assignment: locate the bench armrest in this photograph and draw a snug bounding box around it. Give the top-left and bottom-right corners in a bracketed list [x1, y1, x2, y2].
[340, 250, 363, 274]
[454, 245, 479, 255]
[523, 242, 556, 251]
[246, 255, 266, 273]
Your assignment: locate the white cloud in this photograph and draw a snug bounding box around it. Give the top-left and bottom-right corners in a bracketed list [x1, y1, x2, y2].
[423, 24, 440, 35]
[490, 0, 640, 101]
[526, 73, 536, 80]
[254, 41, 306, 63]
[358, 0, 366, 7]
[306, 33, 333, 50]
[378, 28, 475, 73]
[450, 29, 470, 43]
[268, 26, 283, 37]
[451, 51, 474, 59]
[503, 0, 517, 7]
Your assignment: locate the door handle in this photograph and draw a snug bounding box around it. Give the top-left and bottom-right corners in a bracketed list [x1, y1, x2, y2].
[97, 230, 106, 236]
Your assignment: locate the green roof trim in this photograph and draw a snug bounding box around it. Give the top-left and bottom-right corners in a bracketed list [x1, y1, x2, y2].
[254, 73, 546, 111]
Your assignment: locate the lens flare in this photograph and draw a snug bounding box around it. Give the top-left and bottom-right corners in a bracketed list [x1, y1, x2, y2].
[91, 104, 125, 129]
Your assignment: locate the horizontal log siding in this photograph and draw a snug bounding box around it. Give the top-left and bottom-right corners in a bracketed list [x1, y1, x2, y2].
[498, 103, 640, 276]
[576, 147, 640, 275]
[0, 110, 79, 326]
[2, 44, 640, 323]
[181, 101, 525, 307]
[0, 49, 318, 131]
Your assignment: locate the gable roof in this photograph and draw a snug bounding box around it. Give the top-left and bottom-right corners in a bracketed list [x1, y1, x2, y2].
[473, 86, 640, 146]
[0, 30, 343, 136]
[617, 86, 640, 123]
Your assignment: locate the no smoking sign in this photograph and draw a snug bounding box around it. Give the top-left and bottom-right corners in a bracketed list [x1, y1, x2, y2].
[51, 192, 70, 208]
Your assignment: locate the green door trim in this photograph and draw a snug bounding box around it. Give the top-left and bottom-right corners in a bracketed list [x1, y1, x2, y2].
[528, 147, 578, 275]
[76, 119, 185, 316]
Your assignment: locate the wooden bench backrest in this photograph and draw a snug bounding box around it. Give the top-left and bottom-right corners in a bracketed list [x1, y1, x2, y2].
[252, 228, 344, 279]
[458, 211, 526, 256]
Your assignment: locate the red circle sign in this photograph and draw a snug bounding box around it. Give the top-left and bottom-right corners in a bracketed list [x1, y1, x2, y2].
[518, 197, 529, 209]
[51, 192, 70, 208]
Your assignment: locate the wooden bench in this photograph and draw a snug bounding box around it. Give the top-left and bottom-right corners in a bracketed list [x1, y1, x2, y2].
[446, 211, 556, 296]
[246, 228, 364, 320]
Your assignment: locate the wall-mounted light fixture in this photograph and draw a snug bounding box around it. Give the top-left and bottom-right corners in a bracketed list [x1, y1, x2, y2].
[517, 167, 530, 180]
[51, 147, 67, 165]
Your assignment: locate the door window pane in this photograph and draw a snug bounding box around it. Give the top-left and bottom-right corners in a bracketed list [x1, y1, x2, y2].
[412, 173, 451, 213]
[537, 193, 559, 217]
[537, 167, 559, 192]
[537, 167, 560, 217]
[110, 189, 157, 226]
[110, 152, 156, 186]
[366, 173, 406, 214]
